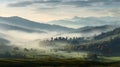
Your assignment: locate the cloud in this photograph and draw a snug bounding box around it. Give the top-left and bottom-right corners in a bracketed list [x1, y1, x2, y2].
[7, 0, 120, 15]
[2, 0, 119, 22]
[8, 1, 32, 7]
[109, 9, 120, 16]
[63, 0, 120, 8]
[7, 0, 120, 8]
[8, 0, 62, 7]
[87, 8, 120, 17]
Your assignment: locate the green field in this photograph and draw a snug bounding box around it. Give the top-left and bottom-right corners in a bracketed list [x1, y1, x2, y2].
[0, 58, 120, 67]
[101, 57, 120, 62]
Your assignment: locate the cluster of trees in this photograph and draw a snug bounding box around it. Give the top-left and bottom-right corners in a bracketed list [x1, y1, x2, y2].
[73, 27, 120, 56]
[50, 37, 85, 41]
[42, 27, 120, 56]
[48, 37, 88, 45]
[95, 27, 120, 40]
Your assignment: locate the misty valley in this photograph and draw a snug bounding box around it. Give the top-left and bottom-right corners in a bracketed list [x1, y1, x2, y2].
[0, 0, 120, 66]
[0, 16, 120, 67]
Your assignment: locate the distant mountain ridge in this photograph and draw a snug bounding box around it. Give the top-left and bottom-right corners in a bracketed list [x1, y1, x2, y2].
[0, 22, 45, 33]
[48, 16, 120, 28]
[74, 25, 117, 33]
[0, 16, 119, 38]
[55, 25, 118, 37]
[0, 16, 74, 32]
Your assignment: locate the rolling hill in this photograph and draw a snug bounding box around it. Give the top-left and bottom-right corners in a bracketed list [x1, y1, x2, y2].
[0, 23, 45, 33]
[0, 16, 74, 32]
[73, 25, 118, 35]
[74, 27, 120, 56]
[53, 25, 118, 37]
[48, 16, 120, 28]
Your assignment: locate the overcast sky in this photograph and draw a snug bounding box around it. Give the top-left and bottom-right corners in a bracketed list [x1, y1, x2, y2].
[0, 0, 120, 22]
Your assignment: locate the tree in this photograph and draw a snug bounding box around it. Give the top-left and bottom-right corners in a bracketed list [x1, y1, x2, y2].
[24, 48, 29, 52]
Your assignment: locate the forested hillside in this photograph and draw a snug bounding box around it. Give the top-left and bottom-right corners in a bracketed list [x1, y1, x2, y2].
[74, 27, 120, 56]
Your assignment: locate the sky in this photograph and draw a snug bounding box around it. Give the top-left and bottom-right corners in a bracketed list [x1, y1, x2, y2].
[0, 0, 120, 22]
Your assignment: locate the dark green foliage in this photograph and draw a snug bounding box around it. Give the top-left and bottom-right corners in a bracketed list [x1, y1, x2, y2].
[48, 37, 86, 45]
[73, 27, 120, 56]
[43, 27, 120, 56]
[95, 27, 120, 40]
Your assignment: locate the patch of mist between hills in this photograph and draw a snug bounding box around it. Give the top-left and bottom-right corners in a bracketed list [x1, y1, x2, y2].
[0, 30, 61, 50]
[52, 31, 101, 38]
[53, 33, 82, 38]
[10, 38, 65, 52]
[0, 30, 55, 40]
[79, 29, 116, 37]
[0, 30, 85, 55]
[81, 31, 102, 37]
[49, 23, 82, 29]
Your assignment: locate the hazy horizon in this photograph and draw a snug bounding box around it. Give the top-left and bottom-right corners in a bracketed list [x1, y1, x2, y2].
[0, 1, 120, 66]
[0, 0, 120, 22]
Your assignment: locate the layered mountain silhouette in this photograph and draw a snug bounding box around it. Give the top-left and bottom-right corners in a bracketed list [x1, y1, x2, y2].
[0, 16, 74, 33]
[0, 16, 120, 58]
[74, 25, 118, 33]
[55, 25, 118, 37]
[49, 16, 120, 28]
[0, 16, 118, 34]
[0, 23, 45, 33]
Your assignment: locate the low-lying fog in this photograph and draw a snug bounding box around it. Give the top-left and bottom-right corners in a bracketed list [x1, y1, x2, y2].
[0, 28, 110, 50]
[0, 28, 113, 58]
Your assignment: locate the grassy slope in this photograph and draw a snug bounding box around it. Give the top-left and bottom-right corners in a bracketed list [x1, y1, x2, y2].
[0, 58, 120, 67]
